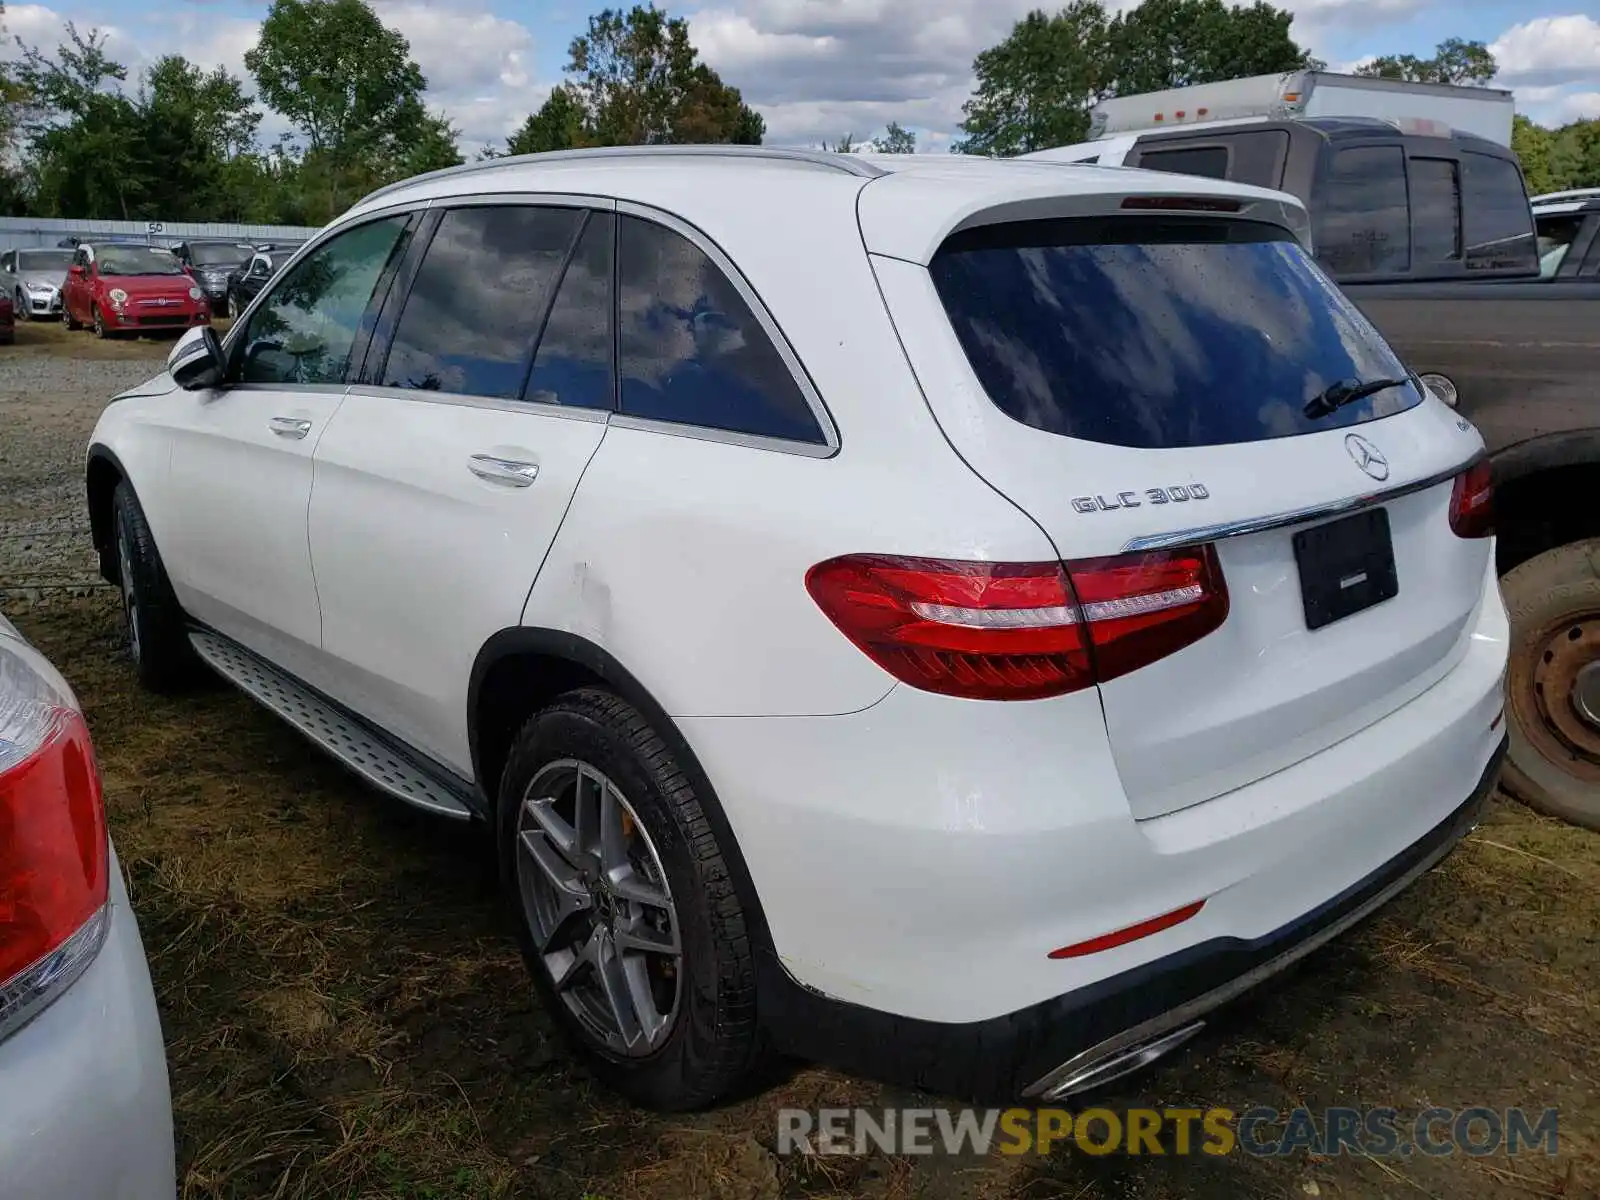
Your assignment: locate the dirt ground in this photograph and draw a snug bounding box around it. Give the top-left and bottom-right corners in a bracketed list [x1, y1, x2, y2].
[2, 324, 1598, 1200]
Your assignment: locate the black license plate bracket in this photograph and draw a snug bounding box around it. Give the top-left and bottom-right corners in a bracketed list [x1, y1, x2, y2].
[1293, 508, 1398, 631]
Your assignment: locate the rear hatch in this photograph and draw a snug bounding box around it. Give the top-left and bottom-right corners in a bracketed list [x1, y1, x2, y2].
[866, 180, 1491, 819]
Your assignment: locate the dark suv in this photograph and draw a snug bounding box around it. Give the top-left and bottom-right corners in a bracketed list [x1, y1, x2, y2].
[172, 240, 255, 316]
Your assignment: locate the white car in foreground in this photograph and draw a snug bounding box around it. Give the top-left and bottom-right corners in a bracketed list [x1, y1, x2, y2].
[0, 613, 175, 1196]
[85, 146, 1507, 1110]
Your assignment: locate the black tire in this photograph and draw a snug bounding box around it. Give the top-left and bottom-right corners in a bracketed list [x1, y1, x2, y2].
[112, 481, 199, 693]
[1501, 539, 1600, 830]
[92, 304, 111, 339]
[13, 288, 28, 322]
[64, 306, 81, 331]
[497, 688, 762, 1110]
[225, 291, 238, 320]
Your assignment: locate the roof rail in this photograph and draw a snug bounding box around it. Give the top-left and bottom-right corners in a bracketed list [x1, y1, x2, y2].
[357, 144, 887, 208]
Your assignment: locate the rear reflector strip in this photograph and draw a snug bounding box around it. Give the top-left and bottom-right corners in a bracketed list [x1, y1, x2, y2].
[1048, 899, 1206, 959]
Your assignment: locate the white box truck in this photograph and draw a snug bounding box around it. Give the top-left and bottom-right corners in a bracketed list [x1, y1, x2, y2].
[1088, 71, 1515, 147]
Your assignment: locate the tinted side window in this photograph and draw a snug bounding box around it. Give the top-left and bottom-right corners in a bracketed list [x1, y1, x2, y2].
[1410, 158, 1461, 265]
[1138, 145, 1229, 180]
[617, 215, 823, 444]
[382, 206, 581, 398]
[525, 212, 614, 409]
[1462, 152, 1538, 272]
[240, 217, 409, 386]
[1314, 145, 1410, 277]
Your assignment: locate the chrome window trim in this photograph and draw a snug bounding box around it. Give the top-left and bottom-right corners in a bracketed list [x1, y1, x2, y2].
[228, 382, 351, 398]
[1121, 452, 1483, 552]
[613, 198, 841, 458]
[343, 383, 610, 423]
[607, 412, 836, 458]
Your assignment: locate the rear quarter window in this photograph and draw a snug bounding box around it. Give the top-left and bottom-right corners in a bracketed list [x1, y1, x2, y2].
[929, 216, 1422, 450]
[1137, 131, 1288, 190]
[1462, 152, 1537, 272]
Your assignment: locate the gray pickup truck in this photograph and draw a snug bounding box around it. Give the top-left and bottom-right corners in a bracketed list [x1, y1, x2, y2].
[1034, 118, 1600, 829]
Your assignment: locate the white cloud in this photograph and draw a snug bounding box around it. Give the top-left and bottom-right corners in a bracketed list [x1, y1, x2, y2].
[1491, 15, 1600, 87]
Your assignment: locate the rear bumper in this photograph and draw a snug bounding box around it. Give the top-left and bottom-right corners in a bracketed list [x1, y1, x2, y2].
[0, 853, 175, 1198]
[760, 742, 1503, 1101]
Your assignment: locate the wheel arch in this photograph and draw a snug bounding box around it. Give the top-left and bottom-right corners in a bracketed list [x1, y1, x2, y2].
[1490, 432, 1600, 574]
[85, 443, 128, 582]
[468, 626, 776, 956]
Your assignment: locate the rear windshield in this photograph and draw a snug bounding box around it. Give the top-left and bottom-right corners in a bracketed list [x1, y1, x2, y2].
[188, 243, 251, 266]
[929, 217, 1422, 449]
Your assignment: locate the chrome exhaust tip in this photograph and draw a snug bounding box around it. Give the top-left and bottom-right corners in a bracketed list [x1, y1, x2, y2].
[1028, 1020, 1206, 1103]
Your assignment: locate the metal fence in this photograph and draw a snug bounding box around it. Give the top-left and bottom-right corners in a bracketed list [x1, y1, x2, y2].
[0, 216, 323, 251]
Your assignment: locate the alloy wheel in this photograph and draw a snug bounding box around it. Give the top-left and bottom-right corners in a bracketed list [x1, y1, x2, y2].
[13, 289, 27, 321]
[515, 759, 682, 1057]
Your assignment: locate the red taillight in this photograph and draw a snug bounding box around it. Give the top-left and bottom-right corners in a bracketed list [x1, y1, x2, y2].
[805, 547, 1228, 701]
[1449, 460, 1494, 538]
[0, 647, 109, 998]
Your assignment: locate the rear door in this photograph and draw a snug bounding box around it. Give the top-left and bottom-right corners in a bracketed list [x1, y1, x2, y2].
[306, 201, 614, 775]
[872, 207, 1489, 819]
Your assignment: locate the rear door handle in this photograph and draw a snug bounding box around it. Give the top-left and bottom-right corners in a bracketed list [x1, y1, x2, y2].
[468, 454, 539, 487]
[268, 416, 312, 440]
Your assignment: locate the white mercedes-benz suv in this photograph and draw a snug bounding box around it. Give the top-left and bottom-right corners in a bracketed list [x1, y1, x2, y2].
[85, 146, 1508, 1111]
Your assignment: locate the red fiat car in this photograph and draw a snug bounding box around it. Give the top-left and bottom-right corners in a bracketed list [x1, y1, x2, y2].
[63, 242, 210, 338]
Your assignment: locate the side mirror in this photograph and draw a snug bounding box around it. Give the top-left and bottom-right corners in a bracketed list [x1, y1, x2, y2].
[168, 326, 226, 390]
[68, 265, 85, 277]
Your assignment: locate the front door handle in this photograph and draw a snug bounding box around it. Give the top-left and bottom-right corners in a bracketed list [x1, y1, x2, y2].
[468, 454, 539, 487]
[268, 416, 312, 440]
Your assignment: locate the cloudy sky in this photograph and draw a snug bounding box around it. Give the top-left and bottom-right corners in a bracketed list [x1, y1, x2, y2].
[4, 0, 1597, 152]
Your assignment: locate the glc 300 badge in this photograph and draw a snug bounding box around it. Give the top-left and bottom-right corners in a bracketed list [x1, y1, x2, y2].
[1071, 484, 1211, 514]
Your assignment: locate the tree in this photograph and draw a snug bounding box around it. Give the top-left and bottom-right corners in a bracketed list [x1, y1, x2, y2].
[245, 0, 429, 166]
[956, 0, 1311, 156]
[821, 132, 857, 153]
[402, 111, 463, 175]
[879, 121, 916, 153]
[955, 4, 1110, 155]
[508, 84, 587, 154]
[1355, 38, 1496, 86]
[514, 6, 762, 149]
[1514, 114, 1558, 197]
[143, 55, 260, 158]
[1106, 0, 1311, 95]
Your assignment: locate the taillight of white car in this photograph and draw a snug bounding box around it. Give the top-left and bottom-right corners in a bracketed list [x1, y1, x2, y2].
[0, 641, 110, 1042]
[1449, 460, 1495, 539]
[805, 547, 1229, 700]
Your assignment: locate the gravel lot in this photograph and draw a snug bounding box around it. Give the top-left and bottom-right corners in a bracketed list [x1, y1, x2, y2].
[0, 325, 164, 601]
[2, 330, 1597, 1199]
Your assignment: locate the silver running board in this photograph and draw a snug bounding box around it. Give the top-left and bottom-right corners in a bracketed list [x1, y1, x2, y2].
[189, 630, 474, 820]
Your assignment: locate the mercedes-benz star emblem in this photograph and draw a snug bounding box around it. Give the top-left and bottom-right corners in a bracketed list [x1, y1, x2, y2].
[1345, 433, 1389, 482]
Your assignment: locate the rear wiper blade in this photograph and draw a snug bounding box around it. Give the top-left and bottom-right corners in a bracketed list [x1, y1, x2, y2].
[1303, 376, 1413, 419]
